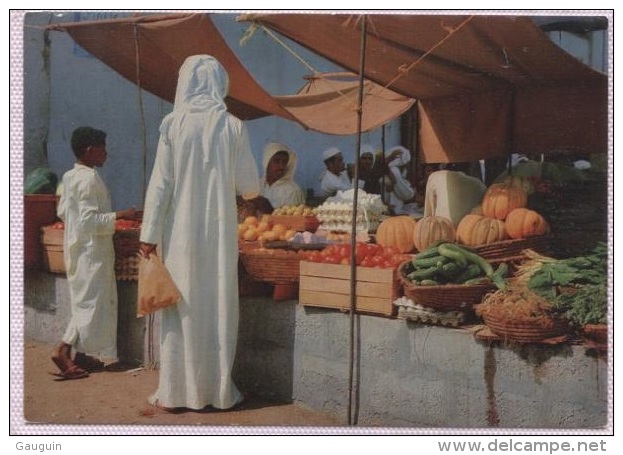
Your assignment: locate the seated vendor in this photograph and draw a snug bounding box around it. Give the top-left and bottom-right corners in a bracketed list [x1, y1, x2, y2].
[318, 147, 353, 198]
[259, 142, 305, 209]
[380, 145, 418, 215]
[348, 144, 402, 195]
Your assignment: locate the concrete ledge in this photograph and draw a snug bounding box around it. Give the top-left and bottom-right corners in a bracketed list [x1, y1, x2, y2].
[235, 297, 609, 429]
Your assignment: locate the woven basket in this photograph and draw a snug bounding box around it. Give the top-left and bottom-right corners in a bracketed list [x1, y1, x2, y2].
[398, 261, 494, 312]
[240, 248, 301, 284]
[267, 215, 320, 233]
[113, 229, 141, 280]
[481, 312, 570, 343]
[470, 235, 551, 261]
[113, 229, 141, 258]
[581, 323, 608, 344]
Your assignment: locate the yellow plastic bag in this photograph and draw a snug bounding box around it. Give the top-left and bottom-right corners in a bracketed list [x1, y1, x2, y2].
[136, 254, 181, 317]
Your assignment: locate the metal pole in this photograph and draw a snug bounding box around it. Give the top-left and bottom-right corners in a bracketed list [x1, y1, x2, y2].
[348, 14, 367, 427]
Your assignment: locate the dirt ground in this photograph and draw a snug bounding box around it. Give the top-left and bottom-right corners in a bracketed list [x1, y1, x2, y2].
[16, 338, 343, 434]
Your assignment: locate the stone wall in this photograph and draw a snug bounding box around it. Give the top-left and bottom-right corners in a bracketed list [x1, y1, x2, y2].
[23, 274, 609, 429]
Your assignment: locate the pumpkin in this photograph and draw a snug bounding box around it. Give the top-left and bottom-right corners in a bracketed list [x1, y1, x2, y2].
[375, 215, 417, 253]
[413, 215, 456, 252]
[471, 204, 484, 216]
[496, 175, 534, 195]
[505, 208, 550, 239]
[481, 183, 528, 220]
[456, 214, 509, 246]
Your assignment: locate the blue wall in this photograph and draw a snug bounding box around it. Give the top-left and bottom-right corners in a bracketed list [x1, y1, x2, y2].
[22, 12, 607, 211]
[23, 11, 401, 211]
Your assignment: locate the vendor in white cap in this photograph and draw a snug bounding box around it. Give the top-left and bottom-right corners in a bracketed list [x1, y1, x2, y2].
[319, 146, 353, 198]
[380, 145, 417, 215]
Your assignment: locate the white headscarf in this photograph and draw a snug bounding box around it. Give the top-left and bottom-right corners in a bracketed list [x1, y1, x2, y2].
[160, 55, 229, 165]
[172, 55, 229, 113]
[360, 143, 376, 166]
[386, 145, 411, 168]
[262, 142, 298, 183]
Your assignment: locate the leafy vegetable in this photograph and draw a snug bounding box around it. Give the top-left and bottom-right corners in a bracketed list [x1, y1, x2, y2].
[553, 284, 608, 326]
[526, 242, 608, 327]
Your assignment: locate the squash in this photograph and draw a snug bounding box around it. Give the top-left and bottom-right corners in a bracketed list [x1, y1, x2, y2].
[505, 208, 550, 239]
[375, 215, 417, 253]
[471, 204, 484, 216]
[456, 214, 508, 246]
[413, 215, 456, 252]
[481, 183, 528, 220]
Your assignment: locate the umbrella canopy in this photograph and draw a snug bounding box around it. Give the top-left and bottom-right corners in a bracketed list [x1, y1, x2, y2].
[47, 13, 300, 123]
[240, 13, 608, 162]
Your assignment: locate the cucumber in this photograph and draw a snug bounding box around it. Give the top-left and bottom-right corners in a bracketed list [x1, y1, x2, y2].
[455, 263, 483, 283]
[439, 261, 463, 279]
[494, 262, 509, 278]
[413, 246, 441, 260]
[438, 243, 468, 268]
[412, 255, 449, 269]
[442, 243, 494, 277]
[419, 279, 439, 286]
[490, 262, 509, 290]
[464, 277, 490, 285]
[410, 266, 439, 281]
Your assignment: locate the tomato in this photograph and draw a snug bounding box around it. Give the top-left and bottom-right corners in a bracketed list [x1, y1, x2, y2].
[355, 243, 368, 265]
[360, 257, 374, 268]
[323, 254, 341, 264]
[340, 257, 350, 265]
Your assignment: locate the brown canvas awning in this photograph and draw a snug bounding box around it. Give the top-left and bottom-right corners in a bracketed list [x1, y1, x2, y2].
[241, 13, 608, 162]
[47, 13, 300, 123]
[274, 72, 415, 135]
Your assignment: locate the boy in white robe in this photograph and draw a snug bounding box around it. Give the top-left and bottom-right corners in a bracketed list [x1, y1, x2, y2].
[52, 126, 137, 379]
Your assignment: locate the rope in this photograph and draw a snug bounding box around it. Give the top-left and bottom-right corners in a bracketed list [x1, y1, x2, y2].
[254, 25, 318, 75]
[249, 23, 366, 113]
[382, 16, 475, 92]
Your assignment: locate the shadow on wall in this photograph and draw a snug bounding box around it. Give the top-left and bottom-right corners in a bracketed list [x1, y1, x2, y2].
[234, 295, 297, 402]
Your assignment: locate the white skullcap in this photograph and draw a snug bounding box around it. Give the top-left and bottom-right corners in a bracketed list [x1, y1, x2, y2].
[323, 147, 341, 161]
[386, 145, 411, 167]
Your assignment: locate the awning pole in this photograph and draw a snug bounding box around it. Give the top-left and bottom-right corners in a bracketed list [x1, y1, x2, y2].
[133, 24, 155, 368]
[133, 23, 148, 207]
[348, 14, 367, 427]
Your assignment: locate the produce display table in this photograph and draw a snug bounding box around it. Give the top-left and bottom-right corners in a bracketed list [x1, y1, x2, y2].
[40, 222, 142, 280]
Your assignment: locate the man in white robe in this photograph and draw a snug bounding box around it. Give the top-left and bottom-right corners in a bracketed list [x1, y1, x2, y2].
[52, 126, 137, 379]
[319, 147, 353, 198]
[259, 142, 305, 209]
[139, 55, 260, 411]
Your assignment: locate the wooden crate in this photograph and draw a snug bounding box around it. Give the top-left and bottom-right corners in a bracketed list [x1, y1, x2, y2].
[42, 245, 65, 274]
[267, 215, 319, 232]
[40, 225, 65, 273]
[299, 261, 398, 317]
